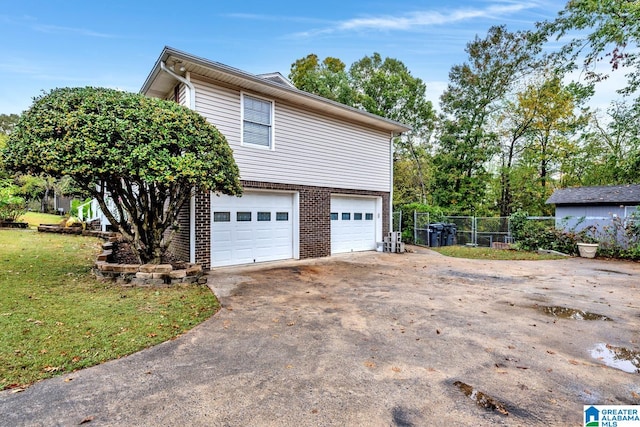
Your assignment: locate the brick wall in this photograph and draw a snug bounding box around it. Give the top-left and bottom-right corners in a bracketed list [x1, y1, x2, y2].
[298, 186, 331, 258]
[237, 181, 389, 260]
[166, 201, 191, 263]
[171, 182, 389, 270]
[194, 190, 211, 270]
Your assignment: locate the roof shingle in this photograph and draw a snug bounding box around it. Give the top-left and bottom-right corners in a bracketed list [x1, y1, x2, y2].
[546, 184, 640, 205]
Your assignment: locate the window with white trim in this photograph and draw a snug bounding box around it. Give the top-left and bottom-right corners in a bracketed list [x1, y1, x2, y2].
[242, 94, 273, 148]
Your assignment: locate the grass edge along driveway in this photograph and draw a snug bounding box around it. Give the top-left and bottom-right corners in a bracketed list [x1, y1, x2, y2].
[0, 229, 219, 390]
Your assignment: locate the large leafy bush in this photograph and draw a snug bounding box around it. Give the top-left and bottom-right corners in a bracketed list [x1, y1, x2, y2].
[3, 87, 242, 263]
[0, 186, 26, 222]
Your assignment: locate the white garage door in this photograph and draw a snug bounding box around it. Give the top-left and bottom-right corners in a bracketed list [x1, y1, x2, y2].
[331, 196, 377, 254]
[211, 192, 294, 267]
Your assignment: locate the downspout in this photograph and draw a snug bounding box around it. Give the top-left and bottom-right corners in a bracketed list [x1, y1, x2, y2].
[160, 61, 197, 263]
[390, 132, 396, 234]
[160, 61, 196, 110]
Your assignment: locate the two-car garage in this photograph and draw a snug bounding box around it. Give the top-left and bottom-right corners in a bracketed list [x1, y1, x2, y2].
[210, 191, 382, 267]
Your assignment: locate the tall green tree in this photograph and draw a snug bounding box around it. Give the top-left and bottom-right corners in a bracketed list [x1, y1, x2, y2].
[493, 89, 539, 217]
[3, 87, 242, 264]
[540, 0, 640, 97]
[349, 53, 436, 204]
[289, 54, 355, 105]
[569, 100, 640, 185]
[434, 26, 542, 214]
[512, 77, 585, 214]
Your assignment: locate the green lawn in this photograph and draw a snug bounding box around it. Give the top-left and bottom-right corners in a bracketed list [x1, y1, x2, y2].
[0, 229, 219, 390]
[19, 211, 65, 228]
[432, 245, 565, 260]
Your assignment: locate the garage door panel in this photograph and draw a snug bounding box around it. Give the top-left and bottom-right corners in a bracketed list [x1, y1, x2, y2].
[236, 230, 254, 241]
[331, 196, 377, 254]
[214, 230, 232, 243]
[212, 192, 294, 267]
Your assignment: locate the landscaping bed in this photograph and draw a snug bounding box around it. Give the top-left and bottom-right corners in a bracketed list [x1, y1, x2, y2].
[94, 240, 206, 286]
[0, 221, 28, 229]
[37, 224, 206, 286]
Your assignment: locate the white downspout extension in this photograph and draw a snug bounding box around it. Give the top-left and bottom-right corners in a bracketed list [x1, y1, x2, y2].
[389, 133, 395, 234]
[160, 61, 197, 263]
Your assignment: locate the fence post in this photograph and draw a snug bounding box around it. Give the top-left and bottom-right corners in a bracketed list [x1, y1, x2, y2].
[413, 210, 417, 245]
[473, 216, 477, 246]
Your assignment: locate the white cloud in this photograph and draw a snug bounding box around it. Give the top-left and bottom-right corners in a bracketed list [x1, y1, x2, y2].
[294, 2, 538, 38]
[33, 24, 115, 38]
[339, 4, 534, 31]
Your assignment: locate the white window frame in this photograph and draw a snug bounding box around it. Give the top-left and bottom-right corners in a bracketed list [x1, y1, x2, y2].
[241, 92, 275, 150]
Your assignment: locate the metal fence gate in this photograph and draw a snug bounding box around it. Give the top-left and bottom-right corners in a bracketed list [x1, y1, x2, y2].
[475, 217, 510, 247]
[444, 216, 475, 246]
[411, 213, 560, 248]
[414, 212, 431, 246]
[392, 211, 402, 232]
[411, 213, 527, 248]
[413, 214, 477, 247]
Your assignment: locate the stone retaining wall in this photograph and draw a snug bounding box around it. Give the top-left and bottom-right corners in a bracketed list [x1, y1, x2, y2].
[38, 224, 206, 286]
[37, 224, 115, 239]
[93, 241, 206, 286]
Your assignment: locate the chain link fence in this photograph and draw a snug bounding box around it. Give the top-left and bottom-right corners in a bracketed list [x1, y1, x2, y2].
[410, 213, 556, 248]
[475, 217, 510, 247]
[392, 211, 402, 232]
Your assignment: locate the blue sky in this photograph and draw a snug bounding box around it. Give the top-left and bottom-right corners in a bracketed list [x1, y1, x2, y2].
[0, 1, 624, 115]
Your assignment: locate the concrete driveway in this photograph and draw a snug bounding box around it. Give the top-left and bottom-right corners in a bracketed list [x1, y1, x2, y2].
[1, 249, 639, 426]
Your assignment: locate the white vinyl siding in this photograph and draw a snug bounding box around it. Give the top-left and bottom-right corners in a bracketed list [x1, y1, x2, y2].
[192, 77, 391, 192]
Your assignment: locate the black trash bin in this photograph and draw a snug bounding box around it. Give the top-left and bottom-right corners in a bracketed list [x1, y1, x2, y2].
[440, 224, 450, 246]
[445, 223, 457, 246]
[428, 223, 444, 247]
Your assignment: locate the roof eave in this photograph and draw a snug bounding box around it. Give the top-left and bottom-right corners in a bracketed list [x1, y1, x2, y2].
[140, 46, 411, 134]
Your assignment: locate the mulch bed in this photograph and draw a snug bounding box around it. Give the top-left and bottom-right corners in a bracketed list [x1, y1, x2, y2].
[0, 222, 29, 229]
[111, 240, 188, 269]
